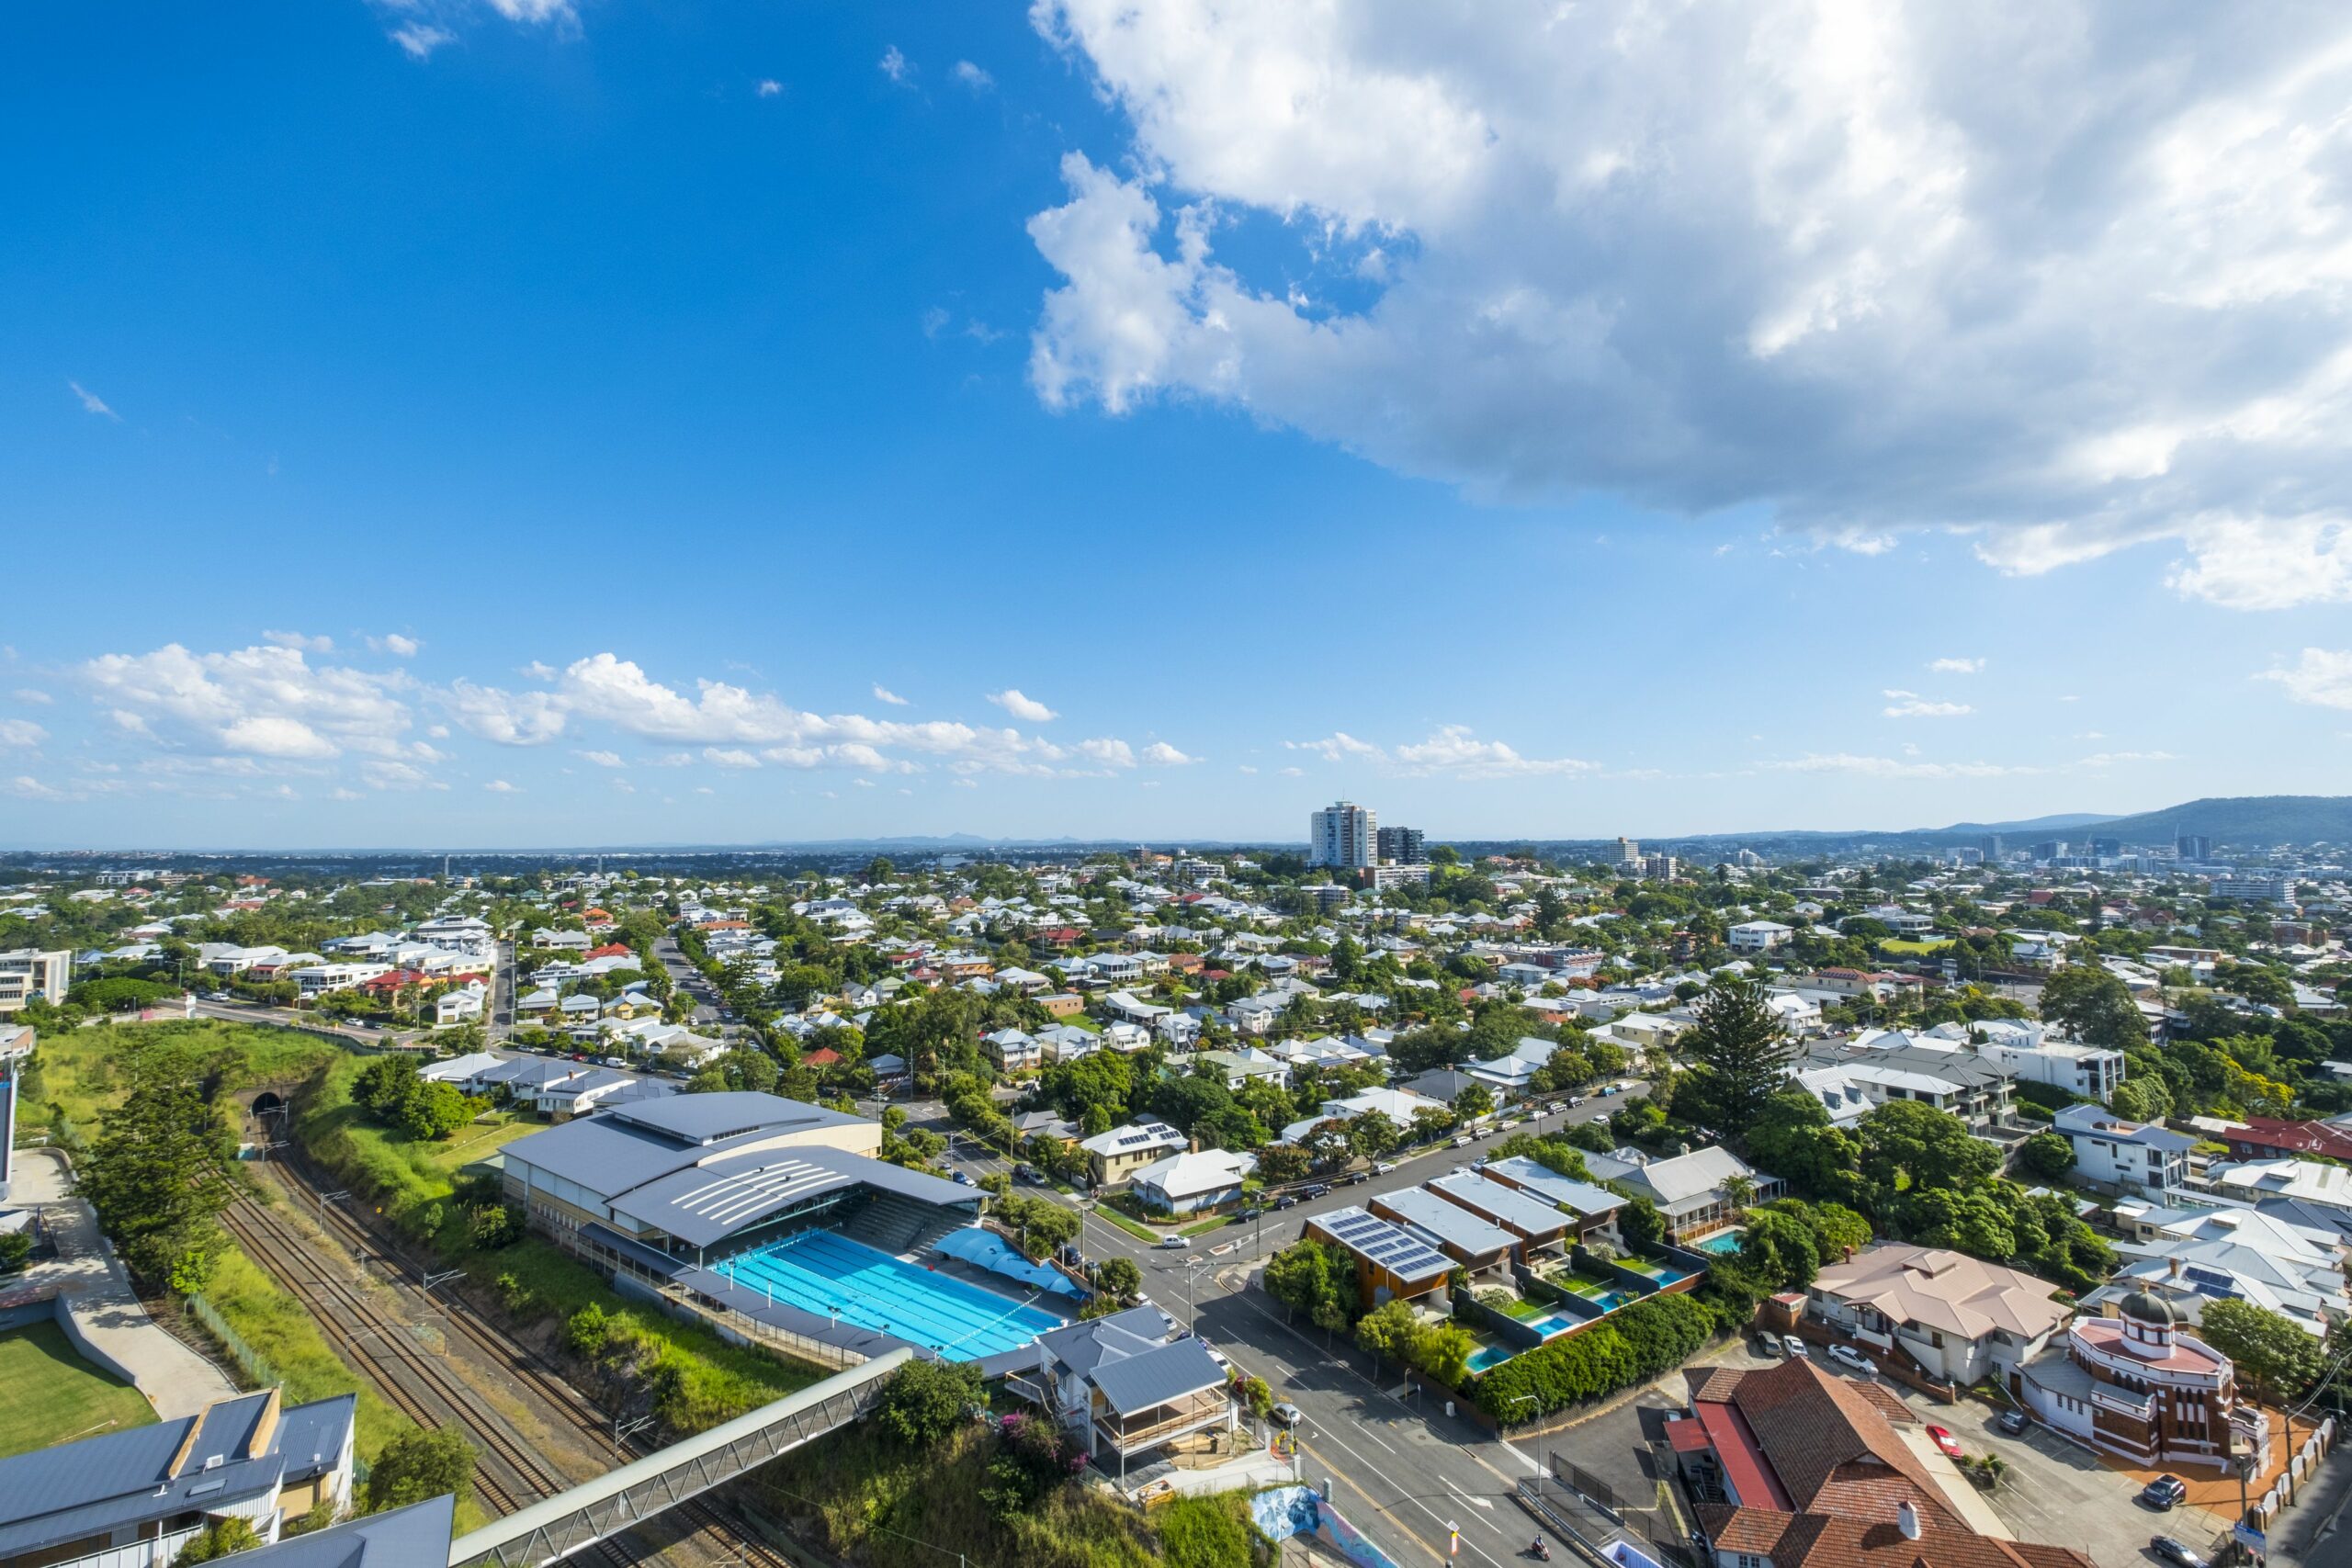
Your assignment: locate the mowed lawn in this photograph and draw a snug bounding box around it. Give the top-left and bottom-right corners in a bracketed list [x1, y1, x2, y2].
[0, 1320, 156, 1459]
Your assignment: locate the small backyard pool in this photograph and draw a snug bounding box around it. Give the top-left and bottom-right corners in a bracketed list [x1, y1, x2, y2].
[1691, 1229, 1747, 1256]
[1467, 1341, 1517, 1373]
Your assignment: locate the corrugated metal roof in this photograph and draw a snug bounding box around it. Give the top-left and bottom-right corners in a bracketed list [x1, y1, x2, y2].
[229, 1494, 454, 1567]
[605, 1091, 864, 1145]
[614, 1145, 977, 1248]
[1370, 1187, 1515, 1258]
[1428, 1171, 1573, 1236]
[1089, 1338, 1227, 1416]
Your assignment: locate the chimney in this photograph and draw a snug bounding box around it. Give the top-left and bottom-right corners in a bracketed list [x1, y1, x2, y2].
[1189, 1137, 1200, 1154]
[1896, 1502, 1920, 1541]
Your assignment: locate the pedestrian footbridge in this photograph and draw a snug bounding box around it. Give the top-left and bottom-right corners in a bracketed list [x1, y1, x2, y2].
[447, 1348, 910, 1567]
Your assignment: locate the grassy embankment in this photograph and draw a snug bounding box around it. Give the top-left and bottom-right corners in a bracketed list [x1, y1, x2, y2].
[757, 1417, 1264, 1568]
[23, 1021, 430, 1472]
[0, 1320, 158, 1459]
[295, 1052, 822, 1432]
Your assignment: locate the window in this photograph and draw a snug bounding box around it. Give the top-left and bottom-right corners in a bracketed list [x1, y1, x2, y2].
[1734, 1555, 1771, 1568]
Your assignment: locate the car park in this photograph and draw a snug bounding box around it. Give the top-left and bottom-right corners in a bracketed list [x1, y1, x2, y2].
[2150, 1537, 2205, 1568]
[2140, 1476, 2188, 1511]
[1781, 1335, 1808, 1359]
[1758, 1334, 1781, 1358]
[1926, 1426, 1961, 1458]
[1826, 1344, 1873, 1373]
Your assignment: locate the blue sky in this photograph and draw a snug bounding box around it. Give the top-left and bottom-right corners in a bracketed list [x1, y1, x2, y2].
[5, 1, 2352, 849]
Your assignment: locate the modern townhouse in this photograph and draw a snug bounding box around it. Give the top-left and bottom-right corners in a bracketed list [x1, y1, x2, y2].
[2055, 1103, 2195, 1201]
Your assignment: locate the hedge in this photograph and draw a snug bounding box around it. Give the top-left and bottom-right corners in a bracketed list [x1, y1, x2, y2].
[1473, 1291, 1715, 1421]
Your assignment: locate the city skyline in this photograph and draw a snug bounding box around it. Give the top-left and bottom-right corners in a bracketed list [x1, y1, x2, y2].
[6, 3, 2352, 848]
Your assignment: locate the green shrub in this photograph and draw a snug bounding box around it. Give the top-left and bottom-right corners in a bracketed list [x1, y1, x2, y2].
[1159, 1495, 1262, 1568]
[1475, 1291, 1714, 1421]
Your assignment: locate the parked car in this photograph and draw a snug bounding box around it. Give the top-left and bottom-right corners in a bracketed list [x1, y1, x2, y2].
[1014, 1164, 1043, 1184]
[1301, 1182, 1331, 1199]
[1342, 1171, 1368, 1186]
[1758, 1334, 1782, 1358]
[1274, 1194, 1300, 1210]
[2140, 1476, 2188, 1511]
[1826, 1344, 1873, 1374]
[1996, 1408, 2030, 1436]
[1271, 1402, 1304, 1427]
[1926, 1426, 1961, 1459]
[1204, 1346, 1232, 1372]
[952, 1171, 977, 1187]
[1237, 1206, 1263, 1220]
[1452, 1134, 1475, 1148]
[1566, 1095, 1586, 1107]
[1158, 1234, 1189, 1250]
[1373, 1161, 1396, 1175]
[1781, 1335, 1809, 1359]
[2150, 1537, 2205, 1568]
[1597, 1085, 1618, 1098]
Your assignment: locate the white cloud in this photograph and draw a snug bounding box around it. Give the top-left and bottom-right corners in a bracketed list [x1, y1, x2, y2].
[1142, 741, 1199, 765]
[879, 45, 910, 84]
[1883, 690, 1973, 718]
[69, 380, 118, 420]
[484, 779, 520, 793]
[361, 759, 440, 792]
[83, 643, 414, 761]
[1027, 2, 2352, 610]
[522, 660, 557, 681]
[954, 777, 978, 788]
[390, 23, 453, 59]
[574, 749, 625, 768]
[1290, 726, 1592, 778]
[1279, 765, 1305, 777]
[1928, 658, 1984, 674]
[757, 79, 783, 98]
[953, 61, 993, 92]
[13, 689, 51, 705]
[2261, 647, 2352, 709]
[1766, 753, 2027, 780]
[611, 777, 636, 794]
[263, 630, 335, 653]
[704, 747, 762, 770]
[368, 633, 422, 657]
[485, 0, 571, 21]
[1287, 732, 1384, 763]
[441, 679, 567, 746]
[0, 720, 45, 749]
[1076, 738, 1136, 768]
[873, 683, 910, 705]
[988, 688, 1059, 724]
[4, 775, 62, 800]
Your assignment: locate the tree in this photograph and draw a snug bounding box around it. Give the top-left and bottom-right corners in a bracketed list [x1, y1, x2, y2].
[1736, 1209, 1822, 1290]
[367, 1427, 476, 1513]
[1408, 1106, 1457, 1145]
[2199, 1299, 2324, 1440]
[1858, 1100, 1999, 1195]
[1254, 1143, 1311, 1186]
[1354, 1297, 1419, 1375]
[1094, 1256, 1142, 1304]
[1744, 1089, 1865, 1206]
[1264, 1238, 1357, 1337]
[1451, 1084, 1494, 1122]
[81, 1053, 232, 1286]
[172, 1517, 263, 1564]
[875, 1358, 985, 1447]
[1347, 1111, 1401, 1160]
[398, 1081, 476, 1140]
[0, 1231, 31, 1274]
[1676, 977, 1792, 1148]
[2016, 1131, 2076, 1181]
[2039, 964, 2149, 1050]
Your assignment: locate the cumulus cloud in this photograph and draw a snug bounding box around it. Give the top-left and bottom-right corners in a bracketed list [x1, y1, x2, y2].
[988, 688, 1059, 724]
[952, 61, 993, 92]
[2261, 647, 2352, 709]
[704, 747, 762, 770]
[1027, 1, 2352, 610]
[1929, 658, 1984, 674]
[574, 749, 625, 768]
[879, 45, 910, 84]
[368, 633, 422, 657]
[1883, 690, 1973, 718]
[82, 643, 417, 763]
[1142, 741, 1199, 765]
[4, 775, 63, 800]
[0, 720, 45, 749]
[263, 630, 335, 653]
[757, 79, 783, 97]
[13, 689, 52, 705]
[441, 679, 567, 746]
[872, 683, 910, 705]
[484, 778, 520, 793]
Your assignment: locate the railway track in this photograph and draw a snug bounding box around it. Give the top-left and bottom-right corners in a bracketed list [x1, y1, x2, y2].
[216, 1190, 640, 1567]
[250, 1152, 797, 1568]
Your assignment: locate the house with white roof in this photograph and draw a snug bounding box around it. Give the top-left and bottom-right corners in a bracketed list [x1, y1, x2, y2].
[1586, 1144, 1781, 1242]
[2199, 1156, 2352, 1219]
[2056, 1103, 2195, 1201]
[1130, 1148, 1256, 1215]
[1727, 919, 1794, 953]
[2098, 1205, 2348, 1336]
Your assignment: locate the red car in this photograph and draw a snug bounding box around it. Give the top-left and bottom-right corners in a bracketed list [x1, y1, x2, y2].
[1926, 1426, 1962, 1459]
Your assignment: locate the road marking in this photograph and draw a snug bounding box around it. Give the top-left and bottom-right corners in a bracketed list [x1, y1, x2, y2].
[1447, 1482, 1494, 1510]
[1317, 1428, 1507, 1568]
[1361, 1428, 1397, 1454]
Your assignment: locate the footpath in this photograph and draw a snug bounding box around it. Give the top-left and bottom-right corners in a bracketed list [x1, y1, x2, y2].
[13, 1147, 239, 1418]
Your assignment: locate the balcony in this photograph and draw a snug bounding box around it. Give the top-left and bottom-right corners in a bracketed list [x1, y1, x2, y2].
[1098, 1388, 1232, 1456]
[2090, 1384, 2156, 1421]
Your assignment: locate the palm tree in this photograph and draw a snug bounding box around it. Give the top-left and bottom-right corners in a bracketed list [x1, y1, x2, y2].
[1720, 1173, 1757, 1220]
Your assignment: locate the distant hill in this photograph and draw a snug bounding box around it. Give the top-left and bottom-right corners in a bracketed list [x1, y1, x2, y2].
[2074, 795, 2352, 849]
[1937, 811, 2120, 834]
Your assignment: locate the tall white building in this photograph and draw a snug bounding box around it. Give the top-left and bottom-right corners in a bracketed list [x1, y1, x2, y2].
[0, 949, 70, 1013]
[1309, 801, 1376, 869]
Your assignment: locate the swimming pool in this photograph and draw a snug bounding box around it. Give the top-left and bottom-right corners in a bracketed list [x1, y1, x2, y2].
[1525, 1312, 1584, 1337]
[1692, 1229, 1746, 1256]
[1467, 1342, 1517, 1373]
[715, 1231, 1067, 1359]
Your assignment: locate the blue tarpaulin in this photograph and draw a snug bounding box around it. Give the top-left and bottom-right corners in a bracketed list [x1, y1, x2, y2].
[932, 1227, 1089, 1299]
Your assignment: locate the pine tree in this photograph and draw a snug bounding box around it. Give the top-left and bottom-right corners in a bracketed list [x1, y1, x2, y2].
[1679, 976, 1792, 1149]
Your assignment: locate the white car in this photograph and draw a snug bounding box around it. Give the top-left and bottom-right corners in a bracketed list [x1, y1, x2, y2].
[1781, 1335, 1809, 1359]
[1827, 1344, 1873, 1373]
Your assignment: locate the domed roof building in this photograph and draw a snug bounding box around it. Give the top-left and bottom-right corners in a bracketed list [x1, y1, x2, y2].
[2018, 1280, 2270, 1477]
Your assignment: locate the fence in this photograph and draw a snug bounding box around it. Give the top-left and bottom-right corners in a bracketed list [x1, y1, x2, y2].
[185, 1292, 283, 1391]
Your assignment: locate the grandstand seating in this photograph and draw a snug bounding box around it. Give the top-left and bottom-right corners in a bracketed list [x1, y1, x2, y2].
[842, 1192, 965, 1257]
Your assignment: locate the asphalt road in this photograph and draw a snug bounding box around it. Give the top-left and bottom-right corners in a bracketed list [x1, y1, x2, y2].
[653, 935, 724, 1026]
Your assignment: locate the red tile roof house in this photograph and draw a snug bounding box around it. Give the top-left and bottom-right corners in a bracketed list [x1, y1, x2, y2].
[1667, 1358, 2094, 1568]
[801, 1047, 842, 1068]
[357, 967, 431, 997]
[2215, 1116, 2352, 1162]
[584, 942, 636, 963]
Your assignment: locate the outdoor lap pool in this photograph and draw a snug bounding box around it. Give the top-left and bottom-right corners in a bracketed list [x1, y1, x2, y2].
[714, 1230, 1066, 1359]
